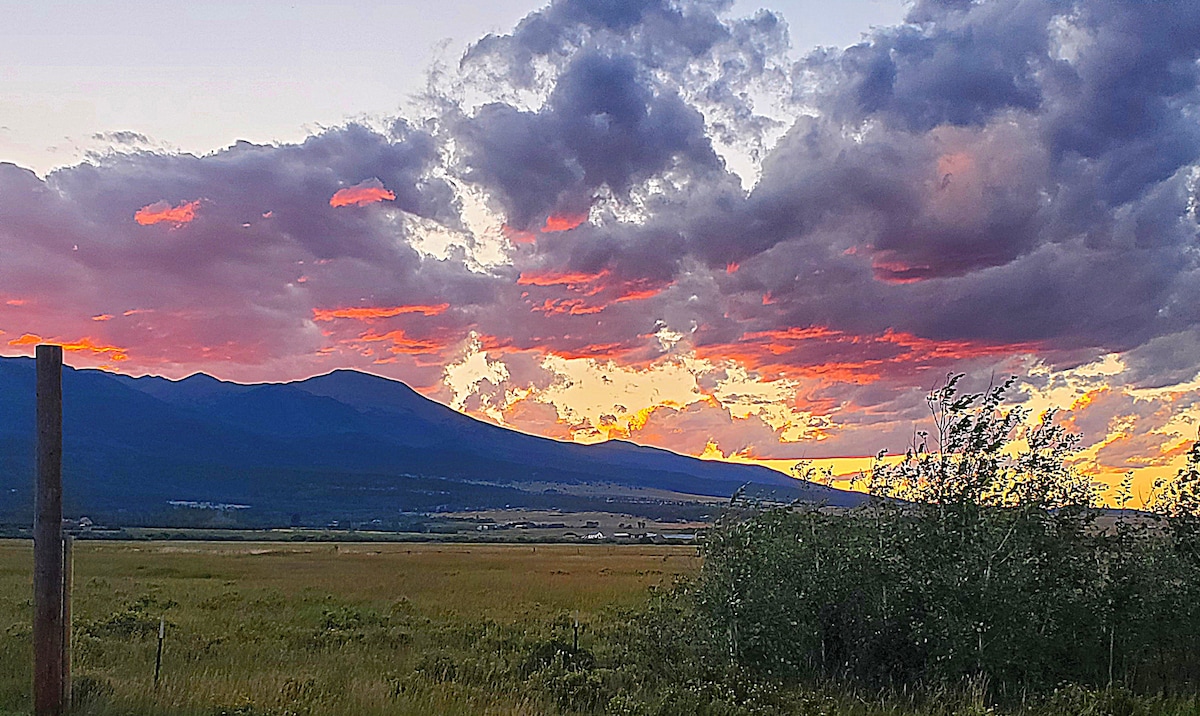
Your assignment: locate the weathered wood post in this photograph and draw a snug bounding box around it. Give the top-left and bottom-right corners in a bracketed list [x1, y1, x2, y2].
[33, 344, 64, 716]
[154, 617, 165, 688]
[62, 535, 74, 709]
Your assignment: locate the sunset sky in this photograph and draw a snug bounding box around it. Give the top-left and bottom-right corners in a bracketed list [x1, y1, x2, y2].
[3, 0, 1200, 503]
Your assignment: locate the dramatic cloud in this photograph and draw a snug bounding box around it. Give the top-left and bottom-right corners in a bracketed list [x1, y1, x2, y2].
[0, 122, 481, 377]
[4, 0, 1200, 500]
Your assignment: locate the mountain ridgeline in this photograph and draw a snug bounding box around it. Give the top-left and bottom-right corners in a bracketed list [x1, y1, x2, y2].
[0, 357, 861, 527]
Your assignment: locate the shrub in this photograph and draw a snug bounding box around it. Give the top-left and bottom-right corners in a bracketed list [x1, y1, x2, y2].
[693, 376, 1200, 698]
[82, 595, 173, 640]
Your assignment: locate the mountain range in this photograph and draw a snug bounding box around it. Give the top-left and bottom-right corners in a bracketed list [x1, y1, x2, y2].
[0, 356, 863, 527]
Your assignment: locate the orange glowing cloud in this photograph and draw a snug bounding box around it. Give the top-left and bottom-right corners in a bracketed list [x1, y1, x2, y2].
[312, 304, 450, 322]
[477, 335, 642, 362]
[697, 325, 1038, 384]
[61, 338, 129, 361]
[517, 269, 610, 288]
[613, 285, 668, 303]
[91, 314, 113, 322]
[8, 334, 129, 361]
[349, 329, 449, 355]
[531, 298, 606, 316]
[329, 179, 395, 208]
[872, 256, 933, 284]
[741, 326, 841, 352]
[517, 269, 669, 316]
[543, 213, 588, 233]
[134, 199, 200, 227]
[875, 329, 1040, 362]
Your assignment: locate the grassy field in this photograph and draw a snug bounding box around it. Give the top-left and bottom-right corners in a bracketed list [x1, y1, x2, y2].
[5, 538, 1195, 716]
[0, 540, 699, 715]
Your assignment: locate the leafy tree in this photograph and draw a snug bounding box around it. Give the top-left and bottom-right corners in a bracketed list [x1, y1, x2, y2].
[693, 375, 1200, 699]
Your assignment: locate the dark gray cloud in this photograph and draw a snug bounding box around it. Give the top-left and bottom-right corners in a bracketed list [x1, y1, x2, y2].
[458, 50, 723, 228]
[828, 0, 1054, 131]
[1119, 330, 1200, 389]
[449, 0, 1200, 383]
[465, 0, 739, 84]
[745, 0, 1200, 361]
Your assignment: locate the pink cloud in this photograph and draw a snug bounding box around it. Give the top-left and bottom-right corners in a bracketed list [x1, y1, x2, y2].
[134, 199, 201, 227]
[329, 178, 395, 208]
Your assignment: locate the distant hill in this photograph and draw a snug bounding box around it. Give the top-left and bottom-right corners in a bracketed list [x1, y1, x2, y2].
[0, 357, 864, 526]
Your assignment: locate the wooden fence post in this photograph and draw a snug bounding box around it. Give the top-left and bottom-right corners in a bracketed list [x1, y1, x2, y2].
[154, 617, 165, 688]
[62, 535, 73, 709]
[33, 344, 64, 716]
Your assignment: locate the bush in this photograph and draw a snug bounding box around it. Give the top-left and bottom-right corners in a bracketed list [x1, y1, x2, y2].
[83, 595, 174, 640]
[692, 376, 1200, 698]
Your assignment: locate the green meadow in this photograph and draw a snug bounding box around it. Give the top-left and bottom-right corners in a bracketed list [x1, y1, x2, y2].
[0, 540, 698, 715]
[1, 533, 1199, 716]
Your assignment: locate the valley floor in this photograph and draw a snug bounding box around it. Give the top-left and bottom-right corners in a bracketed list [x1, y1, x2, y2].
[1, 539, 1198, 715]
[0, 540, 697, 715]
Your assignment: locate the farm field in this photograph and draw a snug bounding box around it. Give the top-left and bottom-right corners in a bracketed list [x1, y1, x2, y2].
[0, 540, 698, 715]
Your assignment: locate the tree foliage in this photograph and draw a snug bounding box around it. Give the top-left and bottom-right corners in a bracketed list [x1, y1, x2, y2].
[694, 375, 1200, 697]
